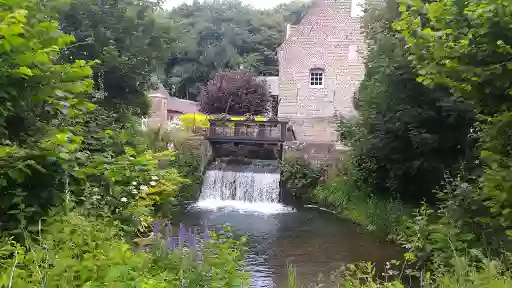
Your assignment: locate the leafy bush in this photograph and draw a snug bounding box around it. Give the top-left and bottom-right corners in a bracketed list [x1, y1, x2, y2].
[0, 1, 193, 235]
[314, 172, 407, 237]
[0, 212, 249, 287]
[168, 149, 202, 204]
[58, 0, 181, 117]
[0, 0, 95, 234]
[281, 157, 325, 203]
[394, 0, 512, 238]
[346, 0, 475, 203]
[291, 255, 512, 288]
[199, 71, 271, 116]
[180, 113, 211, 133]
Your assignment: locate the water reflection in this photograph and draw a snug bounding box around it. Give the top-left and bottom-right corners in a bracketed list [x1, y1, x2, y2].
[180, 203, 400, 287]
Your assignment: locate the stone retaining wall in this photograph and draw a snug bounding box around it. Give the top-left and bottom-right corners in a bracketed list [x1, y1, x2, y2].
[284, 141, 350, 167]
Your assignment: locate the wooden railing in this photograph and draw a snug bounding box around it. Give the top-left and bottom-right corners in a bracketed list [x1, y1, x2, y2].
[207, 119, 288, 143]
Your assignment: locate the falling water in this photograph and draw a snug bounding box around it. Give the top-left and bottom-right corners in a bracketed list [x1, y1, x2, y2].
[186, 158, 400, 288]
[196, 159, 292, 213]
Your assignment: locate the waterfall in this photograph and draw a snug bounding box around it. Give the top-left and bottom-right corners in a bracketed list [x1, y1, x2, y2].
[196, 159, 292, 213]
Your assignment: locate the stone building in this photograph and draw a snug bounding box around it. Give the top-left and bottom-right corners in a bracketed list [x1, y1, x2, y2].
[147, 83, 199, 128]
[278, 0, 365, 144]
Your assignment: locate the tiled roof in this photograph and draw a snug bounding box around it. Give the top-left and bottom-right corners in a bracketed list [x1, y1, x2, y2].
[167, 97, 199, 114]
[148, 83, 199, 114]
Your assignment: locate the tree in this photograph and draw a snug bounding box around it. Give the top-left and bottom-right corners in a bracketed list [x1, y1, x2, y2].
[395, 0, 512, 231]
[199, 71, 270, 116]
[342, 0, 475, 202]
[58, 0, 183, 116]
[0, 0, 95, 232]
[164, 0, 311, 101]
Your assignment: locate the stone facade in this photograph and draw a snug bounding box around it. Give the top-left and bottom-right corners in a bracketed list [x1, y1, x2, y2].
[148, 83, 199, 128]
[278, 0, 365, 143]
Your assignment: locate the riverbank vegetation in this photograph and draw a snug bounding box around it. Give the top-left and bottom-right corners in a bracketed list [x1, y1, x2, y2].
[0, 0, 246, 285]
[164, 0, 311, 100]
[5, 0, 512, 286]
[289, 0, 512, 286]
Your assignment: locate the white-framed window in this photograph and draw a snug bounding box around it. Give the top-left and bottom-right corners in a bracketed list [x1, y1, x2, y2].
[309, 69, 324, 88]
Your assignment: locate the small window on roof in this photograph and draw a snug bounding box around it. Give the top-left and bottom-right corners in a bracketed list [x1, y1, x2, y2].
[310, 69, 324, 88]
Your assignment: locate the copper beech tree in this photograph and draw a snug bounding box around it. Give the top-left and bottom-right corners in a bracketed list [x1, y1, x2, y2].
[199, 71, 271, 116]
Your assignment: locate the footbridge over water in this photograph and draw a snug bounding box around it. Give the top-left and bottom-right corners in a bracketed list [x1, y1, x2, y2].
[200, 117, 291, 204]
[206, 118, 290, 161]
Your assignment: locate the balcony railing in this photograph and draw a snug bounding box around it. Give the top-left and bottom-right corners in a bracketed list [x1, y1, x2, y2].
[207, 119, 288, 144]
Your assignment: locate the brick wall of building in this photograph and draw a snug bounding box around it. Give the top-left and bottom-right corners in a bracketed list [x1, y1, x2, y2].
[278, 0, 365, 143]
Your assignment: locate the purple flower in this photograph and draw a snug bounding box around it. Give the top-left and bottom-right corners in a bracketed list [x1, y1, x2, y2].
[167, 237, 176, 250]
[203, 223, 210, 242]
[153, 221, 159, 239]
[178, 223, 186, 249]
[188, 228, 196, 251]
[166, 221, 172, 239]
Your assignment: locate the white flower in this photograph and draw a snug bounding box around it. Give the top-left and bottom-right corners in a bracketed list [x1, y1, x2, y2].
[139, 185, 148, 191]
[120, 197, 127, 202]
[150, 181, 157, 186]
[132, 181, 137, 186]
[131, 188, 138, 194]
[151, 176, 159, 180]
[93, 188, 99, 192]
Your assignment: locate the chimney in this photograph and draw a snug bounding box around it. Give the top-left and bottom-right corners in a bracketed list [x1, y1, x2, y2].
[286, 24, 296, 39]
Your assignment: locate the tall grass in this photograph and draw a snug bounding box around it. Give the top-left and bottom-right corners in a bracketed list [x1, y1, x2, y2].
[288, 254, 512, 288]
[0, 212, 249, 287]
[313, 177, 408, 237]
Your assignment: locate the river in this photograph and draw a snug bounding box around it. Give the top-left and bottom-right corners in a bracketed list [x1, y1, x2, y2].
[177, 159, 401, 287]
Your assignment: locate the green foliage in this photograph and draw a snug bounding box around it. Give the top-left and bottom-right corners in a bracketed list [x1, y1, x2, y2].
[291, 255, 512, 288]
[168, 147, 202, 204]
[393, 0, 512, 114]
[165, 0, 311, 100]
[0, 1, 245, 286]
[281, 157, 325, 202]
[344, 0, 475, 202]
[0, 212, 249, 287]
[337, 116, 365, 147]
[59, 0, 183, 116]
[395, 0, 512, 237]
[0, 0, 95, 233]
[291, 0, 512, 287]
[313, 166, 407, 236]
[0, 0, 195, 236]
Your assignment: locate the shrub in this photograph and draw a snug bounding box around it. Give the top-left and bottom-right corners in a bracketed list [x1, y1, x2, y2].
[291, 255, 512, 288]
[281, 157, 325, 203]
[199, 71, 271, 116]
[0, 0, 95, 234]
[58, 0, 179, 117]
[180, 113, 210, 133]
[0, 212, 249, 287]
[346, 0, 475, 203]
[314, 175, 407, 237]
[394, 0, 512, 239]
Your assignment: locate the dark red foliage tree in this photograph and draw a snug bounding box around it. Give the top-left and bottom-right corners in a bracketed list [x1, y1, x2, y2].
[199, 71, 270, 116]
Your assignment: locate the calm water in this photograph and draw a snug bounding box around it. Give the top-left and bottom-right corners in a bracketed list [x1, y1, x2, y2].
[188, 159, 401, 287]
[178, 201, 401, 287]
